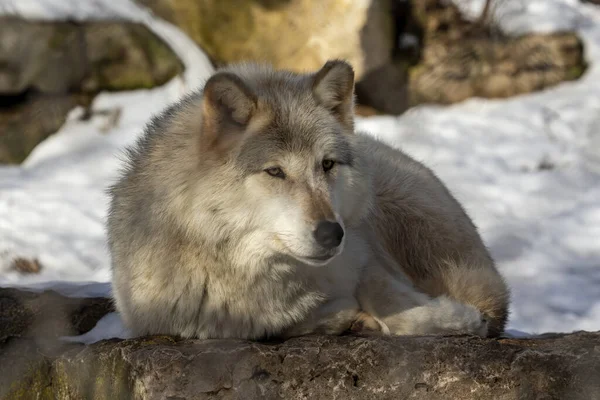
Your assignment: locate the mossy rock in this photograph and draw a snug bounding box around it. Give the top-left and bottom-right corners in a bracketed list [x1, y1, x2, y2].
[1, 289, 600, 399]
[0, 288, 114, 341]
[0, 95, 77, 164]
[0, 338, 54, 400]
[5, 332, 600, 399]
[409, 32, 586, 105]
[137, 0, 393, 80]
[0, 18, 184, 164]
[82, 22, 184, 92]
[0, 18, 183, 96]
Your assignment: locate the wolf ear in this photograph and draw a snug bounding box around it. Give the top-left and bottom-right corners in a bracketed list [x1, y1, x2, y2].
[312, 60, 355, 129]
[201, 72, 257, 149]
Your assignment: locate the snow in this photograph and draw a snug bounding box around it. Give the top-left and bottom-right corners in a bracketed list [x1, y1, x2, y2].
[1, 0, 600, 342]
[0, 0, 214, 291]
[61, 312, 132, 345]
[454, 0, 593, 36]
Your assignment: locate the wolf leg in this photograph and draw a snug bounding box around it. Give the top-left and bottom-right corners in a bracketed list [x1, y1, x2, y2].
[357, 254, 488, 337]
[281, 297, 360, 338]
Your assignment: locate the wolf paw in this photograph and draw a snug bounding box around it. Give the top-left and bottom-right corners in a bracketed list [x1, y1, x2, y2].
[349, 311, 389, 334]
[434, 296, 489, 337]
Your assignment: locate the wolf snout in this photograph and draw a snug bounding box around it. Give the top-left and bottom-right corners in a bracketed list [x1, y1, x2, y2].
[313, 221, 344, 249]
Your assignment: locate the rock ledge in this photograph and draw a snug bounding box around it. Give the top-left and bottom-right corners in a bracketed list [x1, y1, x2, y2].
[1, 288, 599, 399]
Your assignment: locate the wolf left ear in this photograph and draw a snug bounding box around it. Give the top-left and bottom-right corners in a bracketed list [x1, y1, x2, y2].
[201, 72, 258, 150]
[312, 60, 355, 130]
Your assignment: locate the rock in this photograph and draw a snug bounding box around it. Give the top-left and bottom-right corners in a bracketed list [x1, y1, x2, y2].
[136, 0, 585, 115]
[0, 18, 183, 95]
[0, 19, 85, 95]
[0, 332, 598, 399]
[0, 287, 109, 400]
[405, 0, 586, 106]
[0, 94, 77, 164]
[136, 0, 393, 82]
[81, 22, 184, 92]
[137, 0, 407, 113]
[0, 18, 183, 164]
[0, 337, 55, 400]
[410, 31, 586, 105]
[1, 289, 600, 400]
[355, 59, 411, 115]
[136, 0, 414, 114]
[364, 0, 585, 112]
[0, 288, 114, 342]
[354, 104, 382, 117]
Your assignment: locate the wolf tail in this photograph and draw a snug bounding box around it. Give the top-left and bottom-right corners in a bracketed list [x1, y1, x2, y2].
[420, 261, 511, 337]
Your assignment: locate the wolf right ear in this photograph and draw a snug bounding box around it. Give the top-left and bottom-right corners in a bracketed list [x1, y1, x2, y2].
[201, 72, 257, 148]
[312, 60, 355, 130]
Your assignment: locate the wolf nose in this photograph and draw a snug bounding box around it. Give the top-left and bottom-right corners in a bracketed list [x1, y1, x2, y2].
[314, 221, 344, 249]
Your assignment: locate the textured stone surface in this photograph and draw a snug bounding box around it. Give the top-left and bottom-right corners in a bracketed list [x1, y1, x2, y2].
[409, 31, 586, 105]
[0, 94, 77, 164]
[138, 0, 393, 76]
[136, 0, 392, 80]
[405, 0, 586, 106]
[1, 289, 599, 400]
[138, 0, 412, 114]
[0, 337, 55, 400]
[0, 288, 113, 399]
[137, 0, 586, 115]
[0, 288, 114, 341]
[45, 332, 600, 400]
[0, 18, 182, 95]
[137, 0, 411, 114]
[358, 0, 586, 113]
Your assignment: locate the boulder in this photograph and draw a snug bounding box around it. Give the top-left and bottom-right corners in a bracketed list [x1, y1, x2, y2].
[0, 18, 183, 95]
[137, 0, 407, 113]
[409, 31, 586, 105]
[0, 18, 183, 164]
[136, 0, 586, 115]
[405, 0, 586, 106]
[136, 0, 394, 85]
[81, 22, 183, 93]
[0, 288, 114, 342]
[0, 94, 77, 164]
[360, 0, 586, 111]
[1, 288, 600, 400]
[51, 332, 600, 400]
[0, 331, 598, 400]
[0, 337, 56, 400]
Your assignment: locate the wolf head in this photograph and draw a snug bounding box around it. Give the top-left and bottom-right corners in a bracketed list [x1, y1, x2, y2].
[173, 60, 371, 267]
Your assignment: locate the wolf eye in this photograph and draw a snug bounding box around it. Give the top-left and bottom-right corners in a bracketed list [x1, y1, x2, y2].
[265, 167, 285, 179]
[322, 159, 336, 172]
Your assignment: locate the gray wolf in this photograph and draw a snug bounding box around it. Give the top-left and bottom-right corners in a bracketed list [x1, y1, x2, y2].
[107, 60, 510, 340]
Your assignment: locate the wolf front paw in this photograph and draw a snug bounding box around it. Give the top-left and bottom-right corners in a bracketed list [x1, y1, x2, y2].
[457, 308, 488, 337]
[385, 296, 489, 337]
[431, 296, 489, 337]
[349, 311, 389, 334]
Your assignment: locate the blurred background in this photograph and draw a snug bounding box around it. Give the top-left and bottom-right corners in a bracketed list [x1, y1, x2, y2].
[0, 0, 599, 342]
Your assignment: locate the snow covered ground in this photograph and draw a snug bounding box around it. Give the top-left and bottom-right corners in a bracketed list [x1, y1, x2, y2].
[1, 0, 600, 341]
[0, 0, 214, 285]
